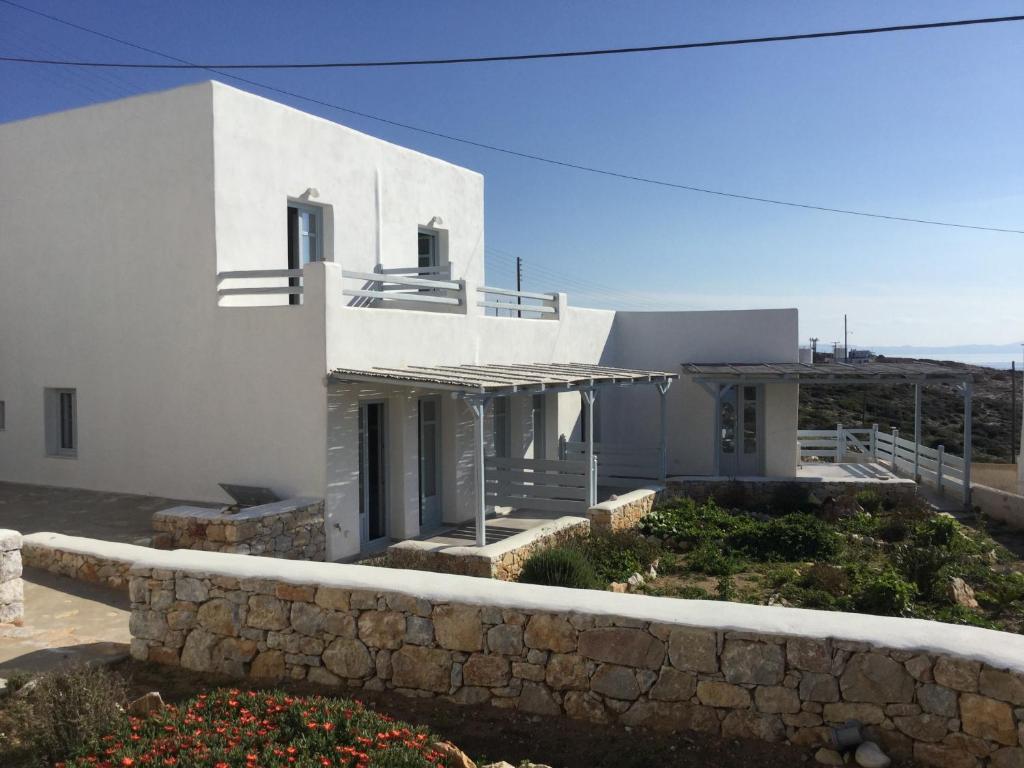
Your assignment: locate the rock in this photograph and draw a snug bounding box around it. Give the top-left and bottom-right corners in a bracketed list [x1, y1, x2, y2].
[405, 616, 435, 646]
[668, 627, 718, 673]
[578, 627, 665, 670]
[947, 578, 979, 609]
[430, 741, 476, 768]
[788, 638, 832, 673]
[175, 577, 208, 603]
[696, 680, 751, 708]
[905, 655, 934, 683]
[800, 672, 840, 702]
[517, 682, 561, 716]
[314, 586, 350, 611]
[250, 650, 286, 679]
[960, 693, 1018, 746]
[822, 702, 885, 725]
[486, 624, 523, 655]
[246, 595, 289, 630]
[913, 742, 981, 768]
[720, 640, 784, 685]
[463, 654, 510, 688]
[990, 748, 1024, 768]
[545, 654, 589, 691]
[306, 666, 341, 687]
[620, 700, 720, 734]
[626, 572, 645, 590]
[127, 691, 164, 717]
[591, 664, 640, 701]
[290, 602, 325, 636]
[608, 582, 627, 593]
[979, 668, 1024, 706]
[815, 748, 844, 765]
[563, 691, 609, 723]
[649, 667, 697, 701]
[721, 711, 785, 742]
[755, 685, 801, 714]
[357, 610, 405, 649]
[892, 714, 949, 743]
[855, 741, 891, 768]
[322, 638, 373, 679]
[524, 614, 577, 653]
[433, 605, 483, 652]
[918, 684, 959, 717]
[179, 629, 220, 671]
[129, 610, 168, 641]
[391, 645, 452, 693]
[933, 657, 981, 693]
[840, 653, 915, 704]
[481, 764, 515, 768]
[196, 598, 238, 637]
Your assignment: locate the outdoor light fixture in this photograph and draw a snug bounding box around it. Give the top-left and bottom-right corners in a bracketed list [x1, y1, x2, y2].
[428, 215, 444, 227]
[302, 187, 320, 199]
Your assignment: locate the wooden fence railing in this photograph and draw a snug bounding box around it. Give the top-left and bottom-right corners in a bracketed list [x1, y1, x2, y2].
[559, 439, 660, 488]
[216, 269, 304, 303]
[484, 456, 592, 515]
[476, 285, 558, 319]
[342, 266, 465, 310]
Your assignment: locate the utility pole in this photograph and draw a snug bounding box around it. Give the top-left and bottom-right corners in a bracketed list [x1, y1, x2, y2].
[844, 314, 849, 362]
[1013, 360, 1018, 459]
[810, 337, 818, 357]
[515, 256, 523, 319]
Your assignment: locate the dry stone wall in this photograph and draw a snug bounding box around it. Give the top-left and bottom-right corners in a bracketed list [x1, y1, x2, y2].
[0, 529, 23, 624]
[587, 487, 660, 531]
[665, 477, 917, 508]
[129, 550, 1024, 767]
[152, 498, 325, 561]
[23, 532, 150, 590]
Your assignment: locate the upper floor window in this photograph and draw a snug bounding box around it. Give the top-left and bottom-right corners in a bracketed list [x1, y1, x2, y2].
[418, 229, 438, 270]
[288, 203, 323, 268]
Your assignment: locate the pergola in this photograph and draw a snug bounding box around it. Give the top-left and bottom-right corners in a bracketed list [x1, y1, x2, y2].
[330, 362, 677, 545]
[681, 361, 975, 503]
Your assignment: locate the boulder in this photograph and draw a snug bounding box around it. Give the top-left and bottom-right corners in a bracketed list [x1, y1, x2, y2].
[430, 741, 476, 768]
[855, 741, 891, 768]
[947, 578, 979, 609]
[127, 691, 164, 717]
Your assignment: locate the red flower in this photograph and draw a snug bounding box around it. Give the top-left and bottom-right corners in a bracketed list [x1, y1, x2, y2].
[122, 759, 135, 767]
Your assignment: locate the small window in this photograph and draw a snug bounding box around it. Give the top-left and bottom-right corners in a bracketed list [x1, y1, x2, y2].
[287, 202, 323, 306]
[418, 229, 438, 270]
[45, 388, 77, 457]
[0, 400, 5, 430]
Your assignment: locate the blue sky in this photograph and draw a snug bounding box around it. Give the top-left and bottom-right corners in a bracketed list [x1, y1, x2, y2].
[2, 1, 1021, 347]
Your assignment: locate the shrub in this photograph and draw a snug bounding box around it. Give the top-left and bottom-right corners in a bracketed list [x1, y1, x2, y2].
[727, 514, 840, 562]
[767, 483, 813, 515]
[582, 530, 661, 584]
[519, 546, 599, 589]
[894, 544, 958, 601]
[855, 570, 917, 616]
[855, 490, 883, 513]
[641, 498, 753, 544]
[688, 542, 745, 576]
[800, 564, 850, 596]
[915, 516, 959, 547]
[13, 664, 127, 766]
[61, 688, 446, 768]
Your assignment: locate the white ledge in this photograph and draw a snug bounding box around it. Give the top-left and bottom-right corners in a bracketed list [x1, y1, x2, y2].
[23, 531, 153, 562]
[128, 546, 1024, 675]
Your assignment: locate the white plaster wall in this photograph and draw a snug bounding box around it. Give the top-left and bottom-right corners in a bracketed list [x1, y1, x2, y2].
[602, 309, 800, 477]
[0, 83, 326, 503]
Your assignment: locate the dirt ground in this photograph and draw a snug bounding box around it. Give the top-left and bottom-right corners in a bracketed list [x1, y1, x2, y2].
[108, 659, 821, 768]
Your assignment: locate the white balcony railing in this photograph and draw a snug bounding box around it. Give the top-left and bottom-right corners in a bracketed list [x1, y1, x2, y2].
[216, 269, 304, 304]
[477, 285, 559, 319]
[341, 265, 465, 310]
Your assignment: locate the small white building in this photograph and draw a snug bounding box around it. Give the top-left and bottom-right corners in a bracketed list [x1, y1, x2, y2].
[0, 82, 801, 560]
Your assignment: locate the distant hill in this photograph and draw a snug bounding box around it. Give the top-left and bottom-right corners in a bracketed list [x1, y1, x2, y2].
[868, 343, 1023, 356]
[799, 357, 1022, 463]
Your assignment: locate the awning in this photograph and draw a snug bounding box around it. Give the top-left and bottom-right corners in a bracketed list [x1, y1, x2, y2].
[681, 361, 971, 385]
[330, 362, 677, 396]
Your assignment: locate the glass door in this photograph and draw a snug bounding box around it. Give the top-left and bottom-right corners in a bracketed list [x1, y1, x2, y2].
[418, 397, 442, 531]
[358, 401, 387, 545]
[718, 385, 763, 476]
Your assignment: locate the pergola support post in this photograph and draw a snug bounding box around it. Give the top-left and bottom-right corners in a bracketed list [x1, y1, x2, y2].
[963, 380, 973, 509]
[891, 428, 899, 472]
[468, 397, 490, 547]
[582, 389, 597, 506]
[657, 380, 672, 482]
[913, 383, 922, 481]
[870, 423, 879, 460]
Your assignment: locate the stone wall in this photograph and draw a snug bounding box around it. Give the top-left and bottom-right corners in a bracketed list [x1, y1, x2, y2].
[152, 498, 325, 561]
[972, 484, 1024, 531]
[665, 476, 917, 509]
[587, 486, 660, 532]
[129, 549, 1024, 767]
[0, 529, 23, 624]
[22, 532, 151, 590]
[387, 517, 589, 581]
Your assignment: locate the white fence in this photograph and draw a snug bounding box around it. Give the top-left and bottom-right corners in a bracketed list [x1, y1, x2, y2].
[216, 269, 304, 304]
[798, 424, 968, 503]
[477, 285, 559, 319]
[560, 439, 661, 488]
[342, 265, 465, 310]
[484, 456, 592, 515]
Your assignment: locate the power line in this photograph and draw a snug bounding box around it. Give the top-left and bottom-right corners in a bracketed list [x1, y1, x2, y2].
[2, 13, 1022, 69]
[3, 0, 1022, 236]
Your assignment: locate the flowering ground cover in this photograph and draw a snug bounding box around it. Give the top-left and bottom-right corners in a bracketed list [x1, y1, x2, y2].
[58, 688, 452, 768]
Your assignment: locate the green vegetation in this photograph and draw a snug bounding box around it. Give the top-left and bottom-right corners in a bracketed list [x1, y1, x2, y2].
[518, 530, 661, 589]
[518, 546, 600, 590]
[639, 495, 1024, 630]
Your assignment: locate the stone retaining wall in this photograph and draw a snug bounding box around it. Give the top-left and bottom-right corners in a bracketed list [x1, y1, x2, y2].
[129, 549, 1024, 767]
[152, 498, 325, 561]
[665, 476, 917, 509]
[0, 529, 23, 624]
[587, 486, 661, 532]
[22, 532, 151, 590]
[388, 517, 589, 581]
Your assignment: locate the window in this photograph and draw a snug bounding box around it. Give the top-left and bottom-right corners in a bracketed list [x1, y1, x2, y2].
[531, 394, 546, 459]
[418, 229, 438, 270]
[0, 400, 5, 430]
[45, 388, 77, 457]
[287, 202, 323, 306]
[491, 398, 511, 458]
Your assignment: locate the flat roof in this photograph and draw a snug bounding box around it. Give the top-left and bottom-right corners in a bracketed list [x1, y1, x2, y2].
[330, 362, 677, 396]
[681, 361, 971, 384]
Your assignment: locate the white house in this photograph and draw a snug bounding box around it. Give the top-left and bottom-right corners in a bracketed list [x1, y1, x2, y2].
[0, 82, 802, 560]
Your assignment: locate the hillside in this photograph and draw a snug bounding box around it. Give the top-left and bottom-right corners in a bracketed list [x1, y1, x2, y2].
[799, 358, 1022, 462]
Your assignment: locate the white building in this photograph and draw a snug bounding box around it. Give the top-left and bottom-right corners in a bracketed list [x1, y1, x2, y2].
[0, 82, 800, 560]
